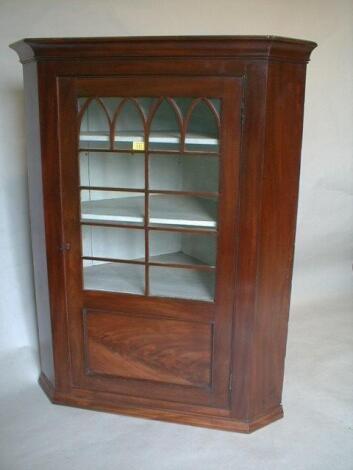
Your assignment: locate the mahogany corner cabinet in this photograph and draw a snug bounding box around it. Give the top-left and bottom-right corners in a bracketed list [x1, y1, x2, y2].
[11, 36, 316, 433]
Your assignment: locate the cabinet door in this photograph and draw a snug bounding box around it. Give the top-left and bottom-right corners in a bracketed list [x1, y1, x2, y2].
[59, 76, 242, 409]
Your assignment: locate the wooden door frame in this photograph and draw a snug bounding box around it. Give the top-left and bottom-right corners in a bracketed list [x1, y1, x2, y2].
[57, 74, 243, 408]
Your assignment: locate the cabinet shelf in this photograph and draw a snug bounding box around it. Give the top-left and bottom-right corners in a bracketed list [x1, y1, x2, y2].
[83, 261, 215, 300]
[79, 131, 218, 146]
[84, 262, 145, 295]
[148, 251, 214, 268]
[83, 251, 214, 269]
[81, 195, 217, 228]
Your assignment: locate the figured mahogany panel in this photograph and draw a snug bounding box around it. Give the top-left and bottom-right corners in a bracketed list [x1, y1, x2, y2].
[84, 310, 212, 387]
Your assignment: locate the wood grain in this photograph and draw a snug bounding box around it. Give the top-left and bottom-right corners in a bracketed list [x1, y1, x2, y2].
[84, 310, 212, 387]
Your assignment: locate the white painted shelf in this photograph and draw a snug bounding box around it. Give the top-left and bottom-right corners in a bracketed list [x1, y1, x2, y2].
[83, 262, 214, 301]
[150, 265, 214, 301]
[132, 251, 211, 266]
[148, 251, 209, 266]
[81, 196, 144, 224]
[79, 131, 218, 146]
[84, 263, 145, 295]
[81, 195, 217, 228]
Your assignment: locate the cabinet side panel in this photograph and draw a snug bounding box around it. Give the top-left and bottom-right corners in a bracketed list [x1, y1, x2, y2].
[250, 62, 307, 418]
[230, 63, 268, 420]
[23, 62, 54, 384]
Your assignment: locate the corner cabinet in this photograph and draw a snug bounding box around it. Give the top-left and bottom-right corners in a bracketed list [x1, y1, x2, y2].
[11, 36, 316, 432]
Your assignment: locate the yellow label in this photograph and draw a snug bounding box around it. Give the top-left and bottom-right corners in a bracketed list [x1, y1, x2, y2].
[132, 141, 145, 151]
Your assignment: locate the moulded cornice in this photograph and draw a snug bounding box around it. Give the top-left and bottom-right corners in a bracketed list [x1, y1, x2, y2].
[10, 35, 317, 64]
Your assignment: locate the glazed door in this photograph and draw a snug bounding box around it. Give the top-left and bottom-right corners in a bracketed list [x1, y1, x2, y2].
[59, 76, 242, 408]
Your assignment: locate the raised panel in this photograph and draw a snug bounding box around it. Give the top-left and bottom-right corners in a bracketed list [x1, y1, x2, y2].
[84, 310, 213, 387]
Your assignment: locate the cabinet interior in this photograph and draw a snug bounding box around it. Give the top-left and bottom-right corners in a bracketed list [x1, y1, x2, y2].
[78, 96, 220, 301]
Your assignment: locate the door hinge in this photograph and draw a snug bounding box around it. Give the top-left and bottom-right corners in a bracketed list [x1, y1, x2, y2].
[229, 372, 233, 392]
[240, 103, 245, 127]
[59, 242, 71, 252]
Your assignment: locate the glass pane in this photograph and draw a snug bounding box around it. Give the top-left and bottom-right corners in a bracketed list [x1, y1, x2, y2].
[149, 231, 216, 267]
[149, 99, 181, 151]
[83, 261, 145, 295]
[100, 97, 121, 117]
[173, 98, 194, 116]
[150, 267, 215, 301]
[113, 99, 145, 151]
[185, 99, 220, 152]
[149, 154, 219, 193]
[80, 151, 144, 189]
[81, 190, 145, 226]
[136, 97, 155, 117]
[149, 195, 218, 229]
[82, 225, 145, 261]
[79, 98, 111, 150]
[77, 94, 221, 301]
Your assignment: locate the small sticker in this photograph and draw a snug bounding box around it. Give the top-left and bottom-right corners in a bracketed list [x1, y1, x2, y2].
[133, 141, 145, 151]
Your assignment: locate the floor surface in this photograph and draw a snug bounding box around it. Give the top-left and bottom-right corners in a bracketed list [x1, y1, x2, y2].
[1, 296, 352, 470]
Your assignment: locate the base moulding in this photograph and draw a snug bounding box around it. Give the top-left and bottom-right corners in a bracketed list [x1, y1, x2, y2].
[39, 373, 284, 433]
